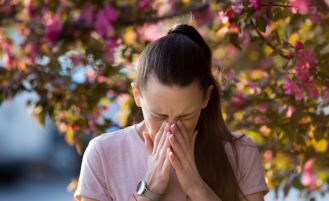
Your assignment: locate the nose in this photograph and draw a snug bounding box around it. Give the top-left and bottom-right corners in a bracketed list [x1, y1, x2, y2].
[166, 119, 178, 126]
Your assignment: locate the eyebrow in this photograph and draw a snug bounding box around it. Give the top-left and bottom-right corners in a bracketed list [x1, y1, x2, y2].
[151, 111, 196, 118]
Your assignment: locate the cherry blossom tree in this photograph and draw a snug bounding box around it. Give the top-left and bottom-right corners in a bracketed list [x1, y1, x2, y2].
[0, 0, 329, 199]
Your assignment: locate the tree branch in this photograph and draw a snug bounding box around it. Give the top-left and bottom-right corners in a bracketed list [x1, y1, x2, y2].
[124, 2, 210, 25]
[249, 19, 288, 60]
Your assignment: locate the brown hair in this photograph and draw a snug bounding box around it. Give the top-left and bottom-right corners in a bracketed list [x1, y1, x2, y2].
[136, 23, 249, 201]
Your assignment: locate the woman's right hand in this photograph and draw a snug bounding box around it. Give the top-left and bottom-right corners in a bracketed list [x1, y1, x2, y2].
[143, 121, 172, 195]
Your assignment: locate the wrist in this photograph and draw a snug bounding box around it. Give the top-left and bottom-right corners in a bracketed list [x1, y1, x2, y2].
[186, 182, 208, 200]
[134, 192, 153, 201]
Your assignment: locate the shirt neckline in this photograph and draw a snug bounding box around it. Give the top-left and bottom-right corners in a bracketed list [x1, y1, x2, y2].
[130, 124, 146, 150]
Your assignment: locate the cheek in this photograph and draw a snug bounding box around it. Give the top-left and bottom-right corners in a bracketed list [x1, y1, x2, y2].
[180, 117, 199, 140]
[144, 114, 163, 137]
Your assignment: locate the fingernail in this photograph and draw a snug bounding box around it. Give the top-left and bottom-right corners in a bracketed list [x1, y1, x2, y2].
[171, 124, 175, 128]
[170, 134, 173, 138]
[166, 123, 170, 129]
[162, 121, 166, 126]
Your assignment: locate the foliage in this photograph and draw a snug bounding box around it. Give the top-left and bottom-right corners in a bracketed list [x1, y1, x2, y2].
[0, 0, 329, 199]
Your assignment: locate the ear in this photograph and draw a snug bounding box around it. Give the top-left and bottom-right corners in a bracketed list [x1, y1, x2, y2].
[201, 85, 214, 109]
[131, 82, 142, 107]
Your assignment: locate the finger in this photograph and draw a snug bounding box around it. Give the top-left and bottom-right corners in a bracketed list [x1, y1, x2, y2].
[169, 134, 187, 166]
[153, 121, 166, 154]
[162, 147, 172, 174]
[158, 132, 171, 165]
[143, 132, 153, 157]
[171, 124, 189, 154]
[156, 122, 171, 154]
[168, 147, 182, 171]
[189, 130, 198, 156]
[176, 120, 190, 143]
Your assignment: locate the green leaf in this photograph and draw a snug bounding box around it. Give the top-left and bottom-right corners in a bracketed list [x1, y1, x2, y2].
[256, 16, 267, 32]
[274, 10, 282, 21]
[260, 8, 265, 16]
[268, 48, 284, 57]
[247, 8, 257, 22]
[314, 127, 324, 141]
[304, 40, 315, 50]
[229, 33, 241, 50]
[291, 175, 305, 189]
[223, 2, 234, 13]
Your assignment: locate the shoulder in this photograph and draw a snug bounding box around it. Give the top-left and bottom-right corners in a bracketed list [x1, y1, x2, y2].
[87, 125, 135, 154]
[224, 131, 260, 174]
[225, 131, 257, 152]
[91, 125, 134, 145]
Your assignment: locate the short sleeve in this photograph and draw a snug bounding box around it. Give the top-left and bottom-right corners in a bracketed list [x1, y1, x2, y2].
[74, 140, 112, 201]
[238, 137, 270, 198]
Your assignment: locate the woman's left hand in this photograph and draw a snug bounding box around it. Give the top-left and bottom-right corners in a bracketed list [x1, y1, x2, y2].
[168, 120, 205, 196]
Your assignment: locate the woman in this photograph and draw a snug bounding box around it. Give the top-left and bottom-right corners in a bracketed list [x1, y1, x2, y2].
[74, 23, 270, 201]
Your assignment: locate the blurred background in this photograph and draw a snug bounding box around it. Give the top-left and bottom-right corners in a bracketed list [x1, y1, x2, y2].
[1, 0, 329, 201]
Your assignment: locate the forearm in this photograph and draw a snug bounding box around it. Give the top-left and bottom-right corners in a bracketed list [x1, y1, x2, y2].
[129, 191, 153, 201]
[187, 181, 222, 201]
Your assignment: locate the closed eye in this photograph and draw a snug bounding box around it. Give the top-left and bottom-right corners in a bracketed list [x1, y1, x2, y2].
[151, 115, 193, 121]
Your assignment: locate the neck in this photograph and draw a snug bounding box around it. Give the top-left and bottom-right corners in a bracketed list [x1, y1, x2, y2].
[135, 120, 151, 143]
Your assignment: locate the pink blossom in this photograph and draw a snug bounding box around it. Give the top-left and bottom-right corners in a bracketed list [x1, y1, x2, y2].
[282, 77, 304, 101]
[296, 50, 317, 69]
[24, 0, 35, 19]
[257, 58, 271, 69]
[301, 158, 317, 191]
[192, 8, 216, 25]
[295, 40, 304, 50]
[288, 53, 294, 59]
[287, 106, 295, 117]
[322, 86, 329, 104]
[248, 0, 261, 11]
[289, 0, 311, 15]
[325, 0, 329, 7]
[260, 125, 271, 134]
[100, 105, 109, 112]
[256, 103, 268, 113]
[95, 5, 118, 38]
[231, 0, 244, 13]
[264, 150, 272, 161]
[231, 90, 246, 109]
[69, 55, 82, 69]
[254, 115, 267, 123]
[222, 69, 240, 83]
[218, 7, 234, 24]
[304, 80, 315, 88]
[45, 15, 62, 43]
[294, 65, 309, 83]
[2, 52, 15, 70]
[0, 39, 12, 53]
[25, 43, 39, 60]
[304, 80, 319, 99]
[104, 37, 119, 63]
[307, 6, 324, 23]
[137, 22, 165, 42]
[246, 80, 258, 95]
[139, 0, 152, 10]
[78, 7, 95, 24]
[86, 68, 96, 81]
[97, 76, 105, 83]
[308, 88, 319, 99]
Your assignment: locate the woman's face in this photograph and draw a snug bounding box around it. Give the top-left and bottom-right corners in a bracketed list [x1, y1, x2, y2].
[132, 76, 213, 141]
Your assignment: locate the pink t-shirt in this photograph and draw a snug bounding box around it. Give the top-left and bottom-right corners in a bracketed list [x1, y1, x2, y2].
[74, 125, 270, 201]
